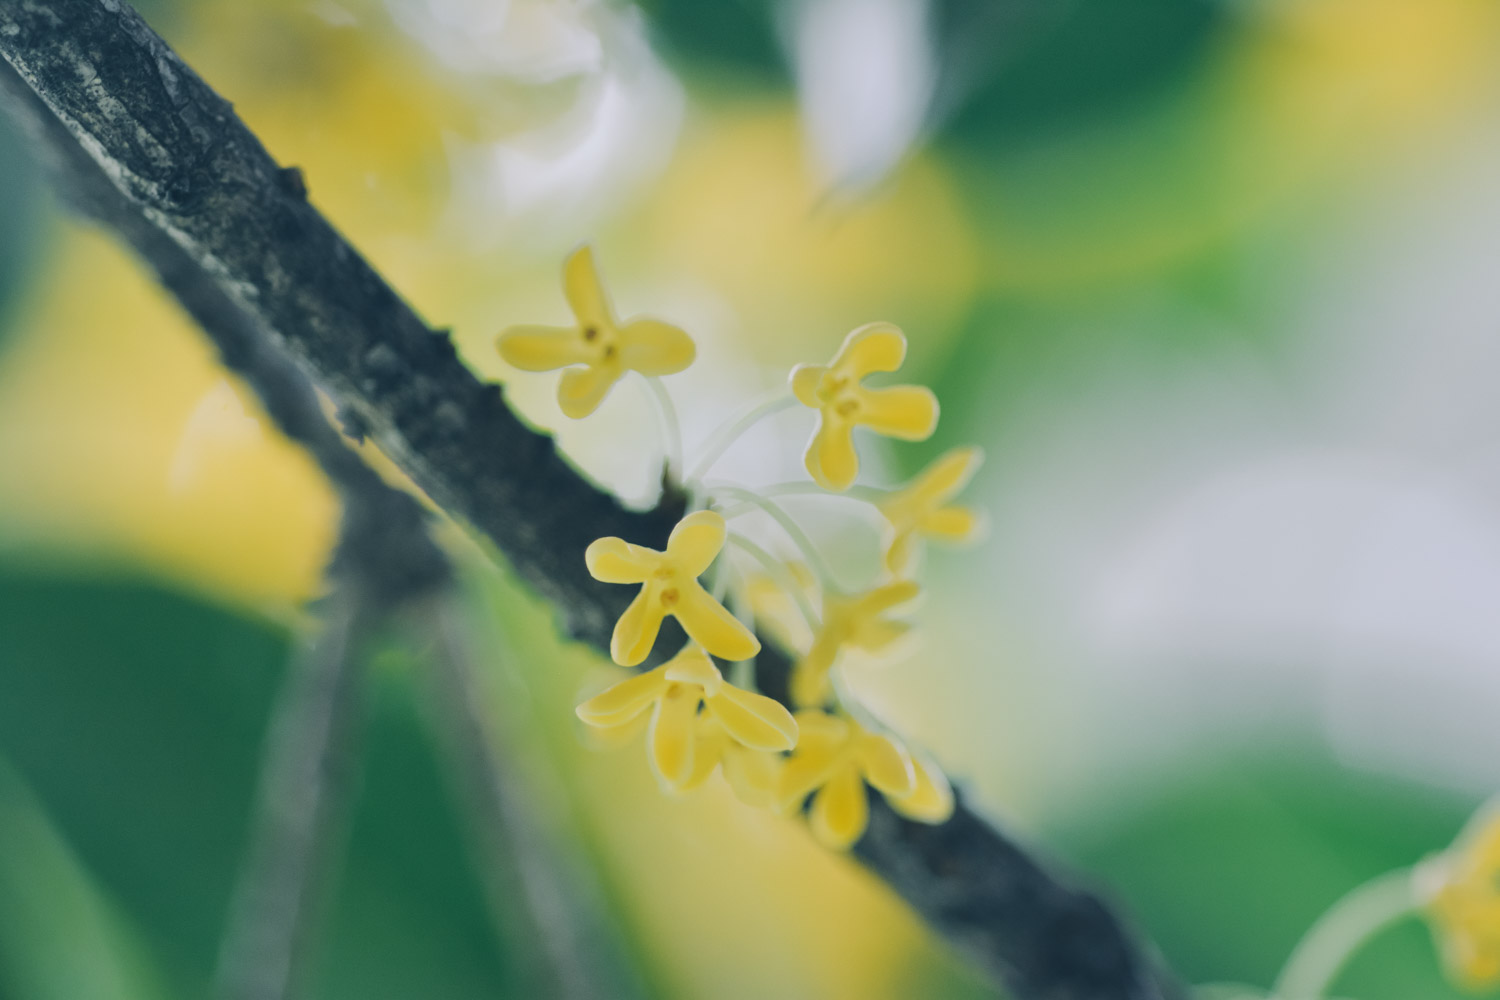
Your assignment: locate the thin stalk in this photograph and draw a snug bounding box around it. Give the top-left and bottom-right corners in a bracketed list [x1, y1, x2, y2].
[708, 484, 844, 595]
[1273, 868, 1418, 1000]
[640, 375, 683, 481]
[684, 391, 797, 483]
[727, 534, 821, 632]
[759, 480, 887, 505]
[214, 587, 370, 1000]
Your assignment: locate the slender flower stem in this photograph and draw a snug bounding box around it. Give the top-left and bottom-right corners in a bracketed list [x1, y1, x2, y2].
[1273, 868, 1419, 1000]
[708, 484, 844, 595]
[759, 480, 888, 505]
[684, 391, 798, 482]
[728, 534, 821, 632]
[640, 375, 683, 481]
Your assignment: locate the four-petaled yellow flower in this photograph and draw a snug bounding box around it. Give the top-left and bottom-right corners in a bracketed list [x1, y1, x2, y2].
[791, 580, 920, 707]
[1421, 801, 1500, 991]
[778, 711, 950, 850]
[497, 246, 696, 418]
[878, 446, 986, 573]
[587, 510, 760, 667]
[790, 323, 939, 491]
[679, 713, 786, 809]
[576, 645, 797, 790]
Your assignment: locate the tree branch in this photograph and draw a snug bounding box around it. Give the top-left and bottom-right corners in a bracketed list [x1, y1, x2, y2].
[0, 2, 1184, 996]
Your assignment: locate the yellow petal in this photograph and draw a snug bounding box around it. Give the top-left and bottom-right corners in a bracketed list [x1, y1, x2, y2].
[723, 746, 782, 809]
[706, 685, 798, 752]
[619, 319, 696, 375]
[674, 581, 760, 662]
[793, 709, 850, 743]
[890, 754, 955, 824]
[909, 446, 983, 506]
[575, 665, 670, 728]
[856, 385, 938, 440]
[648, 683, 700, 789]
[563, 245, 613, 330]
[830, 322, 906, 380]
[861, 580, 921, 616]
[806, 418, 858, 492]
[849, 617, 911, 654]
[810, 765, 869, 850]
[856, 733, 916, 797]
[557, 364, 619, 419]
[678, 719, 729, 793]
[665, 510, 727, 577]
[584, 709, 651, 750]
[789, 364, 825, 409]
[777, 724, 849, 812]
[610, 586, 666, 667]
[496, 325, 589, 372]
[884, 529, 917, 574]
[585, 536, 654, 583]
[662, 645, 723, 690]
[921, 505, 984, 543]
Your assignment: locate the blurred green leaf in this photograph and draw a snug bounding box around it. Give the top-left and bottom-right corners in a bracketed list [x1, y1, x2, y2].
[936, 0, 1228, 152]
[1053, 744, 1474, 998]
[0, 757, 173, 1000]
[0, 566, 530, 999]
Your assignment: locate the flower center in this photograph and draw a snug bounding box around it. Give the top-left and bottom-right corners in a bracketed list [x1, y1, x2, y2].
[581, 323, 621, 365]
[659, 587, 680, 608]
[816, 372, 861, 417]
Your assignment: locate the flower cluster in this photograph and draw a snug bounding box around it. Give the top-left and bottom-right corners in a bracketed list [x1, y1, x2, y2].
[497, 246, 984, 850]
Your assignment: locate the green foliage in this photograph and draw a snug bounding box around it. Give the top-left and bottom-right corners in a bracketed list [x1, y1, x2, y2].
[0, 567, 531, 999]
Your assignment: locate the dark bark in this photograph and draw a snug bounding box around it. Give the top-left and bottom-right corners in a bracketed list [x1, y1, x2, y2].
[0, 2, 1184, 996]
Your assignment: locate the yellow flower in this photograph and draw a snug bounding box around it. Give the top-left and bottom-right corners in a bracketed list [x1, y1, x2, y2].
[679, 713, 786, 809]
[791, 581, 920, 707]
[1421, 801, 1500, 991]
[744, 562, 820, 653]
[779, 712, 934, 850]
[586, 510, 761, 667]
[790, 323, 939, 491]
[576, 646, 798, 790]
[496, 246, 696, 418]
[878, 446, 986, 573]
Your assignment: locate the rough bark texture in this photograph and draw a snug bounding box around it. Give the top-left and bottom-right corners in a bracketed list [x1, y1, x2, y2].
[0, 2, 1184, 997]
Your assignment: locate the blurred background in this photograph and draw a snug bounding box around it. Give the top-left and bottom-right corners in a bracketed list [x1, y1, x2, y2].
[3, 0, 1500, 997]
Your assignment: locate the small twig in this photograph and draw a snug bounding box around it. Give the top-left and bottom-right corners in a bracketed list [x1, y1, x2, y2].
[422, 597, 648, 1000]
[213, 582, 373, 1000]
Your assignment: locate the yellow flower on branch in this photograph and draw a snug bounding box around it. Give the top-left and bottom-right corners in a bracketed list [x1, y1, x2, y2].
[586, 509, 760, 666]
[1421, 801, 1500, 991]
[496, 245, 695, 418]
[678, 713, 786, 809]
[790, 323, 939, 491]
[778, 711, 951, 850]
[878, 446, 986, 573]
[791, 580, 921, 707]
[576, 645, 797, 790]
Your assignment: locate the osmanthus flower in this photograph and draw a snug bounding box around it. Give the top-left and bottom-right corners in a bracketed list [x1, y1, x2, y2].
[791, 580, 921, 707]
[790, 323, 939, 491]
[496, 245, 695, 418]
[677, 713, 785, 809]
[575, 645, 798, 790]
[1419, 800, 1500, 991]
[778, 711, 950, 850]
[878, 446, 986, 573]
[586, 509, 760, 667]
